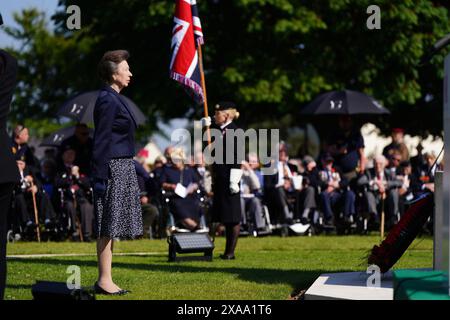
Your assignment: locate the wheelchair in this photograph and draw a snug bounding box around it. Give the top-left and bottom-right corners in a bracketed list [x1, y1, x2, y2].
[354, 186, 402, 235]
[6, 191, 23, 243]
[54, 187, 95, 242]
[239, 195, 272, 237]
[7, 188, 61, 242]
[310, 185, 359, 236]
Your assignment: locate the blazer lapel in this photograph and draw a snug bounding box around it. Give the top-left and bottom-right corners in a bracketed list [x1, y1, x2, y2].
[102, 85, 137, 128]
[117, 94, 138, 128]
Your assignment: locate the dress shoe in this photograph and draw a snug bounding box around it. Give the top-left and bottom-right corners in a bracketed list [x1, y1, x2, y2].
[94, 282, 129, 296]
[323, 218, 334, 227]
[344, 215, 354, 224]
[300, 217, 311, 225]
[26, 221, 38, 229]
[219, 254, 235, 260]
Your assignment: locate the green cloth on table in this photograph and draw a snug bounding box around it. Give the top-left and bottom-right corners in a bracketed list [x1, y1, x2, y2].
[393, 269, 450, 300]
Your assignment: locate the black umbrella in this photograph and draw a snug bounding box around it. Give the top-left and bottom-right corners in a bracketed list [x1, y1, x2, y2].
[40, 126, 94, 147]
[300, 89, 390, 115]
[56, 91, 147, 125]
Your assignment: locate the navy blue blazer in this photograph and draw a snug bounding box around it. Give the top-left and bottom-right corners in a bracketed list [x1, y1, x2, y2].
[92, 85, 138, 180]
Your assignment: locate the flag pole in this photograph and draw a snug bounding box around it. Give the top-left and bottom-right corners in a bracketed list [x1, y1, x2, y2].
[197, 44, 212, 146]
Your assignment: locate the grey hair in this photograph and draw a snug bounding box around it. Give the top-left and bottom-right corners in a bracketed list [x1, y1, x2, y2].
[374, 155, 387, 166]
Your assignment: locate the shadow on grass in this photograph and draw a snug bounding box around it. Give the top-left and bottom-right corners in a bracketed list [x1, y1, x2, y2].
[8, 256, 353, 291]
[6, 284, 33, 290]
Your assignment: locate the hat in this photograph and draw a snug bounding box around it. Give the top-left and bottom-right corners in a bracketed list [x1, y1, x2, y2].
[322, 153, 334, 162]
[214, 101, 236, 111]
[392, 128, 404, 133]
[303, 155, 315, 166]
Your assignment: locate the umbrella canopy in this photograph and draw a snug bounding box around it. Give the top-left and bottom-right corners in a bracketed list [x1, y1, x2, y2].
[300, 90, 390, 115]
[56, 91, 147, 125]
[40, 126, 93, 147]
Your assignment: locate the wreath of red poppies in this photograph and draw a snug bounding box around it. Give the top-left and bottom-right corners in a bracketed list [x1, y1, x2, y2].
[368, 192, 434, 273]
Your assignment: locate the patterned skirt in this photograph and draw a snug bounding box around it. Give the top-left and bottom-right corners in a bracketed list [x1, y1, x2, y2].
[94, 158, 143, 240]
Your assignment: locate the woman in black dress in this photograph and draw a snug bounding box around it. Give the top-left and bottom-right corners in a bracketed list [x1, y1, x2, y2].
[205, 102, 243, 260]
[160, 148, 203, 230]
[92, 50, 143, 295]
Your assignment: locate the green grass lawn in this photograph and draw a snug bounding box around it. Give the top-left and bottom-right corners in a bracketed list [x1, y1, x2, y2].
[4, 235, 433, 300]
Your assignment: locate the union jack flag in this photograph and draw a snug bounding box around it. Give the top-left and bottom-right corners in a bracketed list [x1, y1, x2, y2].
[170, 0, 204, 104]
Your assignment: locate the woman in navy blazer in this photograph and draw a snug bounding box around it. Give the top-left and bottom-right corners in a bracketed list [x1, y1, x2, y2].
[92, 50, 143, 296]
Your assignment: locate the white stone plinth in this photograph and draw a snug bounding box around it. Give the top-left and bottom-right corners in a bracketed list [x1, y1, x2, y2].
[305, 271, 393, 300]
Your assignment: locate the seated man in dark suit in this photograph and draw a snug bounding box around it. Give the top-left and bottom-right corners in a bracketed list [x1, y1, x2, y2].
[58, 123, 93, 176]
[357, 155, 403, 229]
[299, 155, 321, 224]
[414, 152, 441, 195]
[263, 146, 298, 225]
[14, 155, 57, 233]
[10, 124, 40, 175]
[318, 153, 356, 226]
[55, 146, 94, 241]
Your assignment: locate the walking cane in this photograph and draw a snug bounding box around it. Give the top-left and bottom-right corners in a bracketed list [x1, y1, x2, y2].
[380, 192, 386, 240]
[30, 181, 41, 243]
[72, 189, 84, 242]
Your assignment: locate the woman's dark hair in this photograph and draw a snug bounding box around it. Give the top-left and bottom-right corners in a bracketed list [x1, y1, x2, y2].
[97, 50, 130, 84]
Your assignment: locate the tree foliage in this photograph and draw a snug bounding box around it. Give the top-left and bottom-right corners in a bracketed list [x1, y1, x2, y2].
[3, 9, 96, 130]
[2, 0, 449, 141]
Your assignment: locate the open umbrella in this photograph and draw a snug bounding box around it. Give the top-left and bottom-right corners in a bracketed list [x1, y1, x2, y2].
[40, 126, 94, 147]
[300, 90, 390, 115]
[56, 91, 147, 125]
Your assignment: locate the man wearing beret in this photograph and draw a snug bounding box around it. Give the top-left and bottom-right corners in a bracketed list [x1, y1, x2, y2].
[0, 13, 20, 299]
[383, 128, 409, 162]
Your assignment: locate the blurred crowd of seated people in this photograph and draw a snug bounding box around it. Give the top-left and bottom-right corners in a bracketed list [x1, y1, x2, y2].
[6, 121, 441, 242]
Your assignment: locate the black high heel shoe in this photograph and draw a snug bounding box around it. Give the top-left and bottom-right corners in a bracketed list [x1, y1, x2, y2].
[94, 282, 130, 296]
